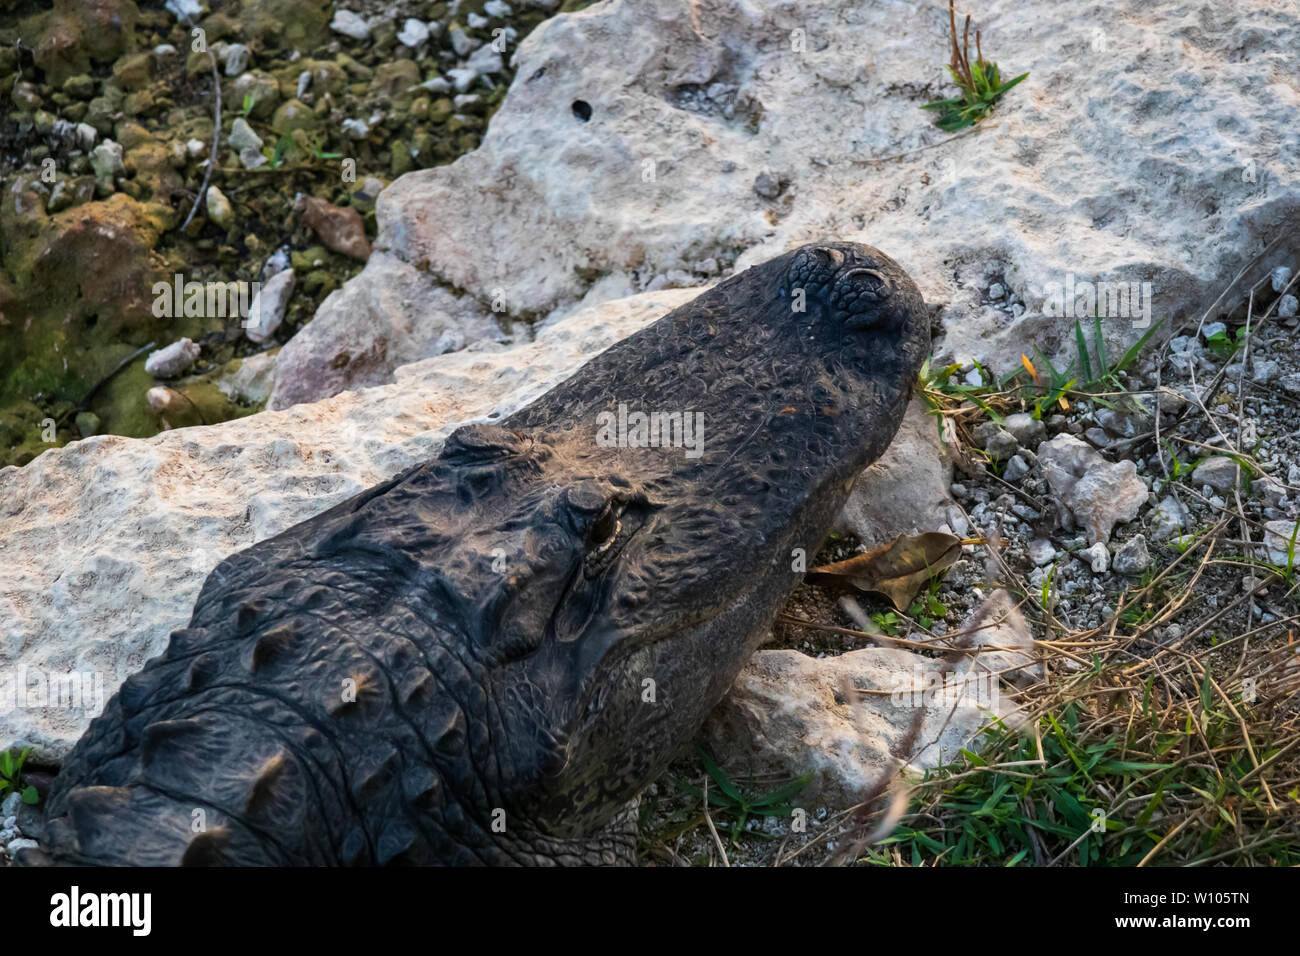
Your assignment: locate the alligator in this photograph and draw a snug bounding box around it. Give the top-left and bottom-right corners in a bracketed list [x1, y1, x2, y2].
[28, 241, 928, 866]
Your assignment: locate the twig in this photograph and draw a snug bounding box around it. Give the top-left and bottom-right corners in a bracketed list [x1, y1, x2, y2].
[701, 776, 730, 867]
[180, 24, 222, 232]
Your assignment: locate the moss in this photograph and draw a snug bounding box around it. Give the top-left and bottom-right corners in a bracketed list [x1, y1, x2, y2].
[87, 357, 155, 438]
[0, 400, 58, 467]
[237, 0, 330, 52]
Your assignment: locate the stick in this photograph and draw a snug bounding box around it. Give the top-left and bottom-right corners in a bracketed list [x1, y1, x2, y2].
[180, 20, 222, 232]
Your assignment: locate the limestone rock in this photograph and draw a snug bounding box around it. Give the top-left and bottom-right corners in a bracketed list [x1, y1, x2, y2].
[268, 253, 508, 409]
[204, 185, 235, 229]
[1113, 534, 1152, 575]
[1262, 520, 1300, 567]
[952, 589, 1043, 689]
[702, 647, 1015, 808]
[318, 0, 1300, 395]
[1149, 495, 1189, 542]
[217, 351, 278, 405]
[143, 337, 200, 378]
[331, 9, 370, 40]
[1038, 434, 1147, 544]
[244, 268, 294, 344]
[837, 399, 962, 548]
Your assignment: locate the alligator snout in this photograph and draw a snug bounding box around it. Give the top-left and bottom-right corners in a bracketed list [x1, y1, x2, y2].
[783, 242, 914, 330]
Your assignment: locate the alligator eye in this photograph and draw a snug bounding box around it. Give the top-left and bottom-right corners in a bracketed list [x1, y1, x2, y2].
[586, 503, 621, 553]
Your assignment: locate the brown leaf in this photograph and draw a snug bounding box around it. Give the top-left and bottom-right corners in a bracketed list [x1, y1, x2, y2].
[807, 531, 962, 611]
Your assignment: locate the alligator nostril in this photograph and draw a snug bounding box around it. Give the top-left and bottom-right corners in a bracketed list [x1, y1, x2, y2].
[842, 268, 890, 294]
[572, 100, 592, 122]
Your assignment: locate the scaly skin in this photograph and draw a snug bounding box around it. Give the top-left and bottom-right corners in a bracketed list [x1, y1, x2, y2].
[31, 242, 929, 865]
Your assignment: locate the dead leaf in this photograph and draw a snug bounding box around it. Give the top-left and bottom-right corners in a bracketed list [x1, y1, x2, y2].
[807, 531, 962, 611]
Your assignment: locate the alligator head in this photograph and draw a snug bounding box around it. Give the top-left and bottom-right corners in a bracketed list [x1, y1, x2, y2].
[36, 241, 928, 866]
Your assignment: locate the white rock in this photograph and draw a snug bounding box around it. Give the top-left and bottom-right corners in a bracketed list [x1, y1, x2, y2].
[339, 0, 1300, 379]
[1113, 534, 1151, 575]
[222, 43, 250, 76]
[270, 253, 510, 408]
[342, 118, 371, 140]
[245, 268, 295, 344]
[484, 0, 512, 16]
[1081, 541, 1110, 573]
[205, 184, 235, 229]
[74, 123, 97, 150]
[1070, 460, 1149, 545]
[217, 351, 278, 405]
[1201, 320, 1227, 342]
[163, 0, 202, 22]
[1037, 434, 1146, 544]
[398, 18, 430, 48]
[1149, 495, 1188, 541]
[88, 140, 123, 180]
[467, 12, 489, 29]
[297, 71, 312, 100]
[261, 248, 290, 279]
[978, 425, 1018, 460]
[1028, 538, 1058, 566]
[1278, 294, 1299, 318]
[445, 68, 478, 93]
[1262, 520, 1300, 567]
[330, 9, 371, 40]
[449, 26, 476, 57]
[1003, 454, 1030, 483]
[0, 792, 21, 818]
[465, 45, 504, 77]
[1037, 434, 1104, 501]
[145, 386, 191, 425]
[702, 646, 1022, 807]
[229, 117, 263, 152]
[836, 399, 959, 549]
[238, 147, 267, 170]
[422, 76, 452, 94]
[6, 837, 39, 857]
[1002, 412, 1046, 448]
[144, 338, 201, 378]
[185, 137, 207, 158]
[1271, 266, 1293, 293]
[1252, 359, 1279, 384]
[153, 43, 177, 56]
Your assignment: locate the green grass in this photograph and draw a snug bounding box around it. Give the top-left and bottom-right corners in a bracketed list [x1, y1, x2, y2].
[860, 698, 1300, 866]
[921, 1, 1028, 132]
[0, 747, 38, 806]
[674, 747, 812, 849]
